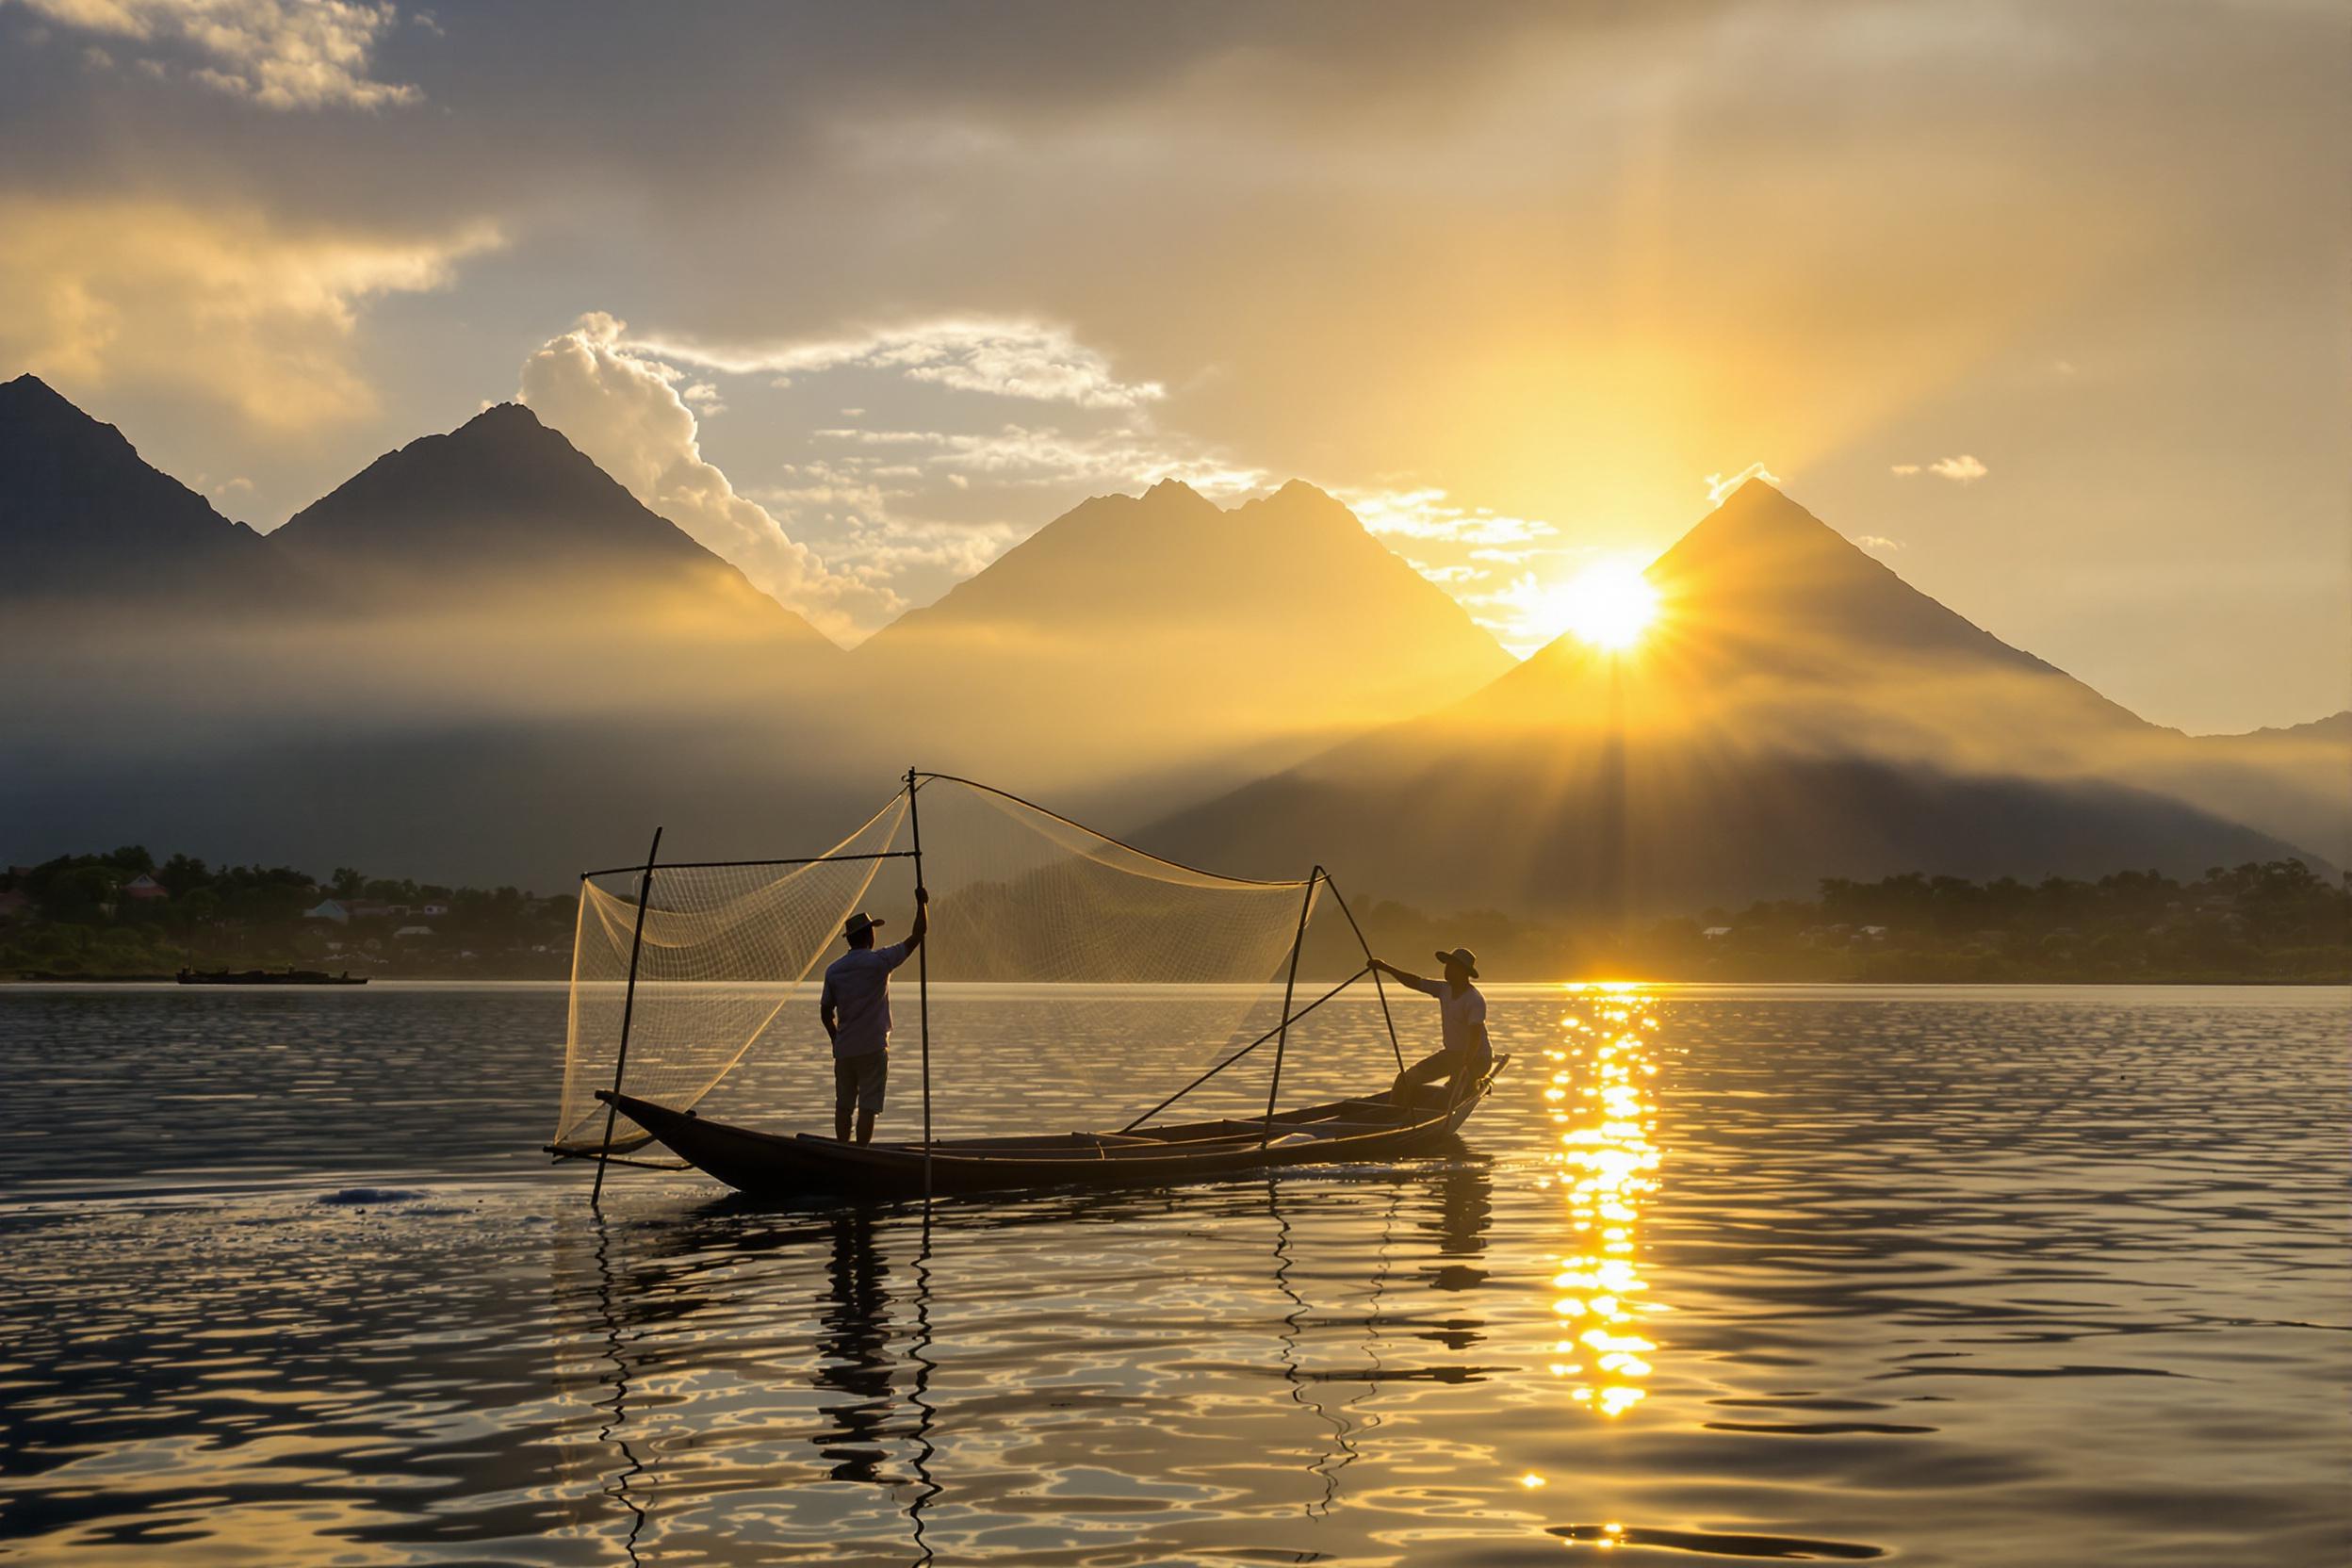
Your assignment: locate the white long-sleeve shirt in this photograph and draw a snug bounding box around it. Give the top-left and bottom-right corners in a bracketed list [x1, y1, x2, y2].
[1398, 973, 1490, 1059]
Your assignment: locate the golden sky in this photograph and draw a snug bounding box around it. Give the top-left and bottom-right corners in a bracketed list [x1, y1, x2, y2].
[1, 1, 2344, 728]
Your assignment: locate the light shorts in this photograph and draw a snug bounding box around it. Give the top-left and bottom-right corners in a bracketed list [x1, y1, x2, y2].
[833, 1050, 888, 1116]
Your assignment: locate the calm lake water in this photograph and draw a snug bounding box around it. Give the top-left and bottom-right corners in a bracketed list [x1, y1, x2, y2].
[0, 983, 2344, 1567]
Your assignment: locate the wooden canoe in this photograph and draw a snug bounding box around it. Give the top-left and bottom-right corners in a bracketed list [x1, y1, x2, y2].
[595, 1054, 1509, 1198]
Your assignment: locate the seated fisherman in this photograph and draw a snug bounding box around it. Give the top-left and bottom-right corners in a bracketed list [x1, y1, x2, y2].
[819, 887, 928, 1144]
[1369, 945, 1492, 1106]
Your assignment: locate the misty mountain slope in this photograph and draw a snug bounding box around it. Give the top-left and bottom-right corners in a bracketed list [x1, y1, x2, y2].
[852, 479, 1512, 795]
[2162, 709, 2352, 867]
[1142, 480, 2332, 915]
[0, 372, 281, 601]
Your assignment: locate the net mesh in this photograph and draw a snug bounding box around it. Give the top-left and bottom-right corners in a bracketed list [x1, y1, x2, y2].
[553, 776, 1373, 1155]
[552, 796, 908, 1153]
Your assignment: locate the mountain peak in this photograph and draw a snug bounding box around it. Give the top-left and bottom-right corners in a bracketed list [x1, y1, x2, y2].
[460, 400, 551, 437]
[273, 404, 701, 569]
[1142, 477, 1210, 505]
[1, 373, 271, 599]
[2, 371, 80, 416]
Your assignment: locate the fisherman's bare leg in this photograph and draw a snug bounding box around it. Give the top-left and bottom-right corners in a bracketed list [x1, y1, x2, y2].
[856, 1109, 876, 1145]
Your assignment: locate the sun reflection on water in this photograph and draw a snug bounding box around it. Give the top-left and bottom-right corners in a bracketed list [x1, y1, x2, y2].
[1542, 983, 1662, 1421]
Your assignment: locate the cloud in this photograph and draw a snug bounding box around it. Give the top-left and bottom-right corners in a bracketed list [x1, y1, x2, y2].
[1928, 453, 1988, 482]
[1854, 534, 1903, 553]
[1890, 463, 1922, 476]
[517, 314, 899, 643]
[815, 420, 1266, 498]
[0, 193, 495, 431]
[628, 318, 1166, 410]
[1705, 463, 1783, 505]
[12, 0, 420, 109]
[1335, 485, 1558, 547]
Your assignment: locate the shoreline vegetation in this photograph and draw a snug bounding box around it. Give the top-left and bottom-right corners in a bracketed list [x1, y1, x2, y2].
[4, 848, 2345, 987]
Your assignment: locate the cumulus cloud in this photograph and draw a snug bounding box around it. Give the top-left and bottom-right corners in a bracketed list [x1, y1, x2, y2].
[0, 193, 494, 431]
[1890, 463, 1922, 476]
[1855, 534, 1903, 552]
[518, 314, 899, 643]
[1705, 462, 1783, 505]
[13, 0, 420, 109]
[629, 318, 1166, 410]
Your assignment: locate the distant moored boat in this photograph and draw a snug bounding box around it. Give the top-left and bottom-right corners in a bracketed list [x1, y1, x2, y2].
[176, 968, 368, 986]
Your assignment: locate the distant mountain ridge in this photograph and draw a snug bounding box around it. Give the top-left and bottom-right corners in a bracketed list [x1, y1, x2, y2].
[1145, 481, 2338, 913]
[3, 378, 2344, 894]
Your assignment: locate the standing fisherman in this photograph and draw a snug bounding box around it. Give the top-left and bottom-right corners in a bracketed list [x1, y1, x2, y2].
[1370, 945, 1491, 1105]
[820, 887, 928, 1143]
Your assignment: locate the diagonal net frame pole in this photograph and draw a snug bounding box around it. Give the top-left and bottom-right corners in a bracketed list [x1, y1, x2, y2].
[591, 824, 662, 1209]
[1118, 963, 1369, 1134]
[1260, 867, 1322, 1151]
[1319, 875, 1403, 1072]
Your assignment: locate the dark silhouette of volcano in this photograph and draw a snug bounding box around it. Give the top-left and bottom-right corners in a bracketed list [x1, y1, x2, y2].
[0, 373, 281, 601]
[270, 401, 839, 649]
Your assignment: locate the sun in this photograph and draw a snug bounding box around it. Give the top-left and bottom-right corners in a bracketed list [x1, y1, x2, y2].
[1544, 559, 1660, 652]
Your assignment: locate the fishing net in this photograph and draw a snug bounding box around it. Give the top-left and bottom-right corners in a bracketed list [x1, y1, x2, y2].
[553, 776, 1390, 1156]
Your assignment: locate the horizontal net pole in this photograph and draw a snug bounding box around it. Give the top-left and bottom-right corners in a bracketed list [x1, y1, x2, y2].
[579, 849, 920, 879]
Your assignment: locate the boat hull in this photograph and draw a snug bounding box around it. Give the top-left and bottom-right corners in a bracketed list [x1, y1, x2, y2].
[594, 1056, 1509, 1199]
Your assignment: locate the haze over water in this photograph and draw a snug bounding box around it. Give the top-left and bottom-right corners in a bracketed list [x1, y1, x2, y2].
[1, 984, 2343, 1566]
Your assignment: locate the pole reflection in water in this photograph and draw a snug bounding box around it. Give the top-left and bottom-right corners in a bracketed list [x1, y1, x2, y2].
[1544, 983, 1663, 1420]
[592, 1216, 651, 1567]
[566, 1200, 942, 1566]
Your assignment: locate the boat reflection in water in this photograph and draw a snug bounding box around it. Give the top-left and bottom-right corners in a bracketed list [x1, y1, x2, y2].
[1543, 983, 1663, 1422]
[555, 1156, 1497, 1562]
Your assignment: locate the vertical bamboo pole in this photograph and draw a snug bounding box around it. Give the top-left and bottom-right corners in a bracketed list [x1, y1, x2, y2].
[1262, 868, 1320, 1151]
[906, 768, 932, 1202]
[591, 825, 662, 1209]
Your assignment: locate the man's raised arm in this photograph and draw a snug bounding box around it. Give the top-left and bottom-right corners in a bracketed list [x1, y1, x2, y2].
[1371, 957, 1443, 997]
[904, 886, 930, 955]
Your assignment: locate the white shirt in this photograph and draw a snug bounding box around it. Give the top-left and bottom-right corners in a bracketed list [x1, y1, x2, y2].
[1399, 973, 1489, 1059]
[821, 940, 910, 1058]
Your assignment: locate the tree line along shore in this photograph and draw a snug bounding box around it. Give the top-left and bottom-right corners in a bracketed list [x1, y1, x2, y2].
[2, 848, 2345, 986]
